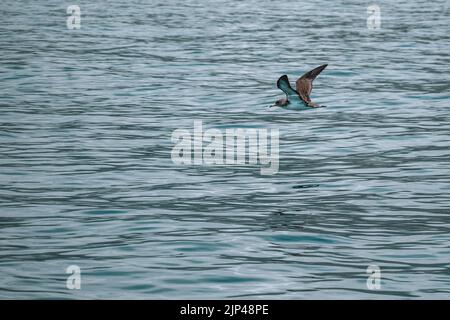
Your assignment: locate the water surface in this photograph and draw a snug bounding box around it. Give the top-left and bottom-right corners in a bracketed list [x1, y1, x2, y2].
[0, 0, 449, 299]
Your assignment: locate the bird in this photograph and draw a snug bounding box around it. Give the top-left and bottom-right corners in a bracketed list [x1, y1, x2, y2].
[271, 64, 328, 110]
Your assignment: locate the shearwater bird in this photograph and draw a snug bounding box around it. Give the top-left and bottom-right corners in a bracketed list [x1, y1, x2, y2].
[271, 64, 328, 110]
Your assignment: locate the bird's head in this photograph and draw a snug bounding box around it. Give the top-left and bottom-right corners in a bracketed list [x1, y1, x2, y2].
[270, 98, 288, 108]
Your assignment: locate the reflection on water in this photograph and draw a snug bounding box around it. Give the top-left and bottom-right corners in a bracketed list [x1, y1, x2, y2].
[0, 0, 449, 299]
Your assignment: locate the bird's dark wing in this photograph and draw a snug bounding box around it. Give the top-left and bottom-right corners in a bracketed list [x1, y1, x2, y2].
[277, 75, 299, 100]
[295, 64, 327, 103]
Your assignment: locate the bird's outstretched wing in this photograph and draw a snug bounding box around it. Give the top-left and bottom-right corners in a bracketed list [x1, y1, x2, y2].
[295, 64, 327, 103]
[277, 75, 300, 100]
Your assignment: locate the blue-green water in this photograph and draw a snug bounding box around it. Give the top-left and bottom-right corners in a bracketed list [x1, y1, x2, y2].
[1, 0, 449, 299]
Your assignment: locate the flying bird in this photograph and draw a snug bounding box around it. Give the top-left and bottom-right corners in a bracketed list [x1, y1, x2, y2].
[272, 64, 328, 110]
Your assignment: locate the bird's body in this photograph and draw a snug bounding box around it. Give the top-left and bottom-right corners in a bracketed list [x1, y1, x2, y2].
[274, 98, 311, 110]
[272, 64, 328, 110]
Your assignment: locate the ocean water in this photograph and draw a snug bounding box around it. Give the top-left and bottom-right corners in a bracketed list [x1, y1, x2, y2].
[0, 0, 449, 299]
